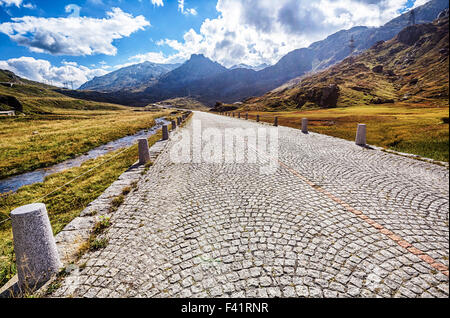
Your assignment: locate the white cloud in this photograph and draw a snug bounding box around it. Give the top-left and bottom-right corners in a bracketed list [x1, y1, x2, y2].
[178, 0, 197, 16]
[129, 51, 171, 64]
[0, 56, 108, 88]
[65, 4, 81, 18]
[412, 0, 429, 9]
[134, 0, 420, 68]
[0, 8, 150, 56]
[0, 0, 34, 8]
[151, 0, 164, 6]
[0, 0, 23, 7]
[22, 2, 35, 9]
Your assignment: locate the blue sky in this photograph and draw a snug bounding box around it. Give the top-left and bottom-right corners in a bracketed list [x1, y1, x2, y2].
[0, 0, 424, 87]
[0, 1, 219, 78]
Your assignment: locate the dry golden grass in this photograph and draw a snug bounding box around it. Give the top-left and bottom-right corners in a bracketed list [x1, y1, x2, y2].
[0, 131, 164, 287]
[0, 109, 170, 179]
[245, 103, 449, 162]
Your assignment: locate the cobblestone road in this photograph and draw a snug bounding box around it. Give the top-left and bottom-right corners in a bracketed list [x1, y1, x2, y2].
[53, 111, 449, 298]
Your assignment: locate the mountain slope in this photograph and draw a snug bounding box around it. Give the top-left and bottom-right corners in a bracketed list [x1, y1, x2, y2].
[309, 0, 449, 71]
[0, 69, 126, 114]
[79, 61, 180, 92]
[230, 63, 271, 71]
[243, 13, 449, 111]
[66, 0, 448, 107]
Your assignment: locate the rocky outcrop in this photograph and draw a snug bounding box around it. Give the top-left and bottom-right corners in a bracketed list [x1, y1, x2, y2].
[372, 65, 384, 73]
[396, 24, 437, 45]
[370, 97, 395, 104]
[0, 95, 22, 112]
[437, 8, 449, 20]
[294, 84, 340, 108]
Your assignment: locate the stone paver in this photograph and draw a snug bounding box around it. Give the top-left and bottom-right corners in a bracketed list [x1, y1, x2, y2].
[52, 111, 449, 298]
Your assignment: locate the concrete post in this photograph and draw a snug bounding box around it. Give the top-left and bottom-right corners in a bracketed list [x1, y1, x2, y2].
[162, 125, 169, 141]
[246, 113, 248, 120]
[171, 120, 177, 130]
[302, 118, 308, 134]
[355, 124, 367, 146]
[274, 117, 278, 127]
[11, 203, 61, 290]
[256, 114, 260, 122]
[138, 138, 151, 165]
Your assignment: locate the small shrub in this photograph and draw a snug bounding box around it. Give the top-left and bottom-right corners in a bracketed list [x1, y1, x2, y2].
[92, 216, 111, 235]
[110, 194, 124, 212]
[89, 238, 108, 251]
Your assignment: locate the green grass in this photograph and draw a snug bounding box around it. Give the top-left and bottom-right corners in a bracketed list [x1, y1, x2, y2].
[0, 109, 169, 179]
[245, 104, 449, 162]
[0, 131, 163, 287]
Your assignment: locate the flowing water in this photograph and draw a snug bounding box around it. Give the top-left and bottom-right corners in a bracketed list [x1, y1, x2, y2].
[0, 117, 171, 194]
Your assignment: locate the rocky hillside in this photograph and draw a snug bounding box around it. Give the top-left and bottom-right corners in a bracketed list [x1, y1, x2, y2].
[69, 0, 448, 107]
[79, 61, 180, 92]
[308, 0, 449, 71]
[243, 13, 449, 111]
[0, 69, 125, 114]
[154, 97, 209, 111]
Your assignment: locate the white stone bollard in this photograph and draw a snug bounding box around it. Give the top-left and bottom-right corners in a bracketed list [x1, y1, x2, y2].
[11, 203, 62, 290]
[302, 118, 308, 133]
[355, 124, 367, 146]
[138, 138, 151, 165]
[162, 125, 169, 141]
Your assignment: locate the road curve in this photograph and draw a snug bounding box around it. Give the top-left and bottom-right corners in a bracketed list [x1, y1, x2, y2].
[53, 111, 449, 298]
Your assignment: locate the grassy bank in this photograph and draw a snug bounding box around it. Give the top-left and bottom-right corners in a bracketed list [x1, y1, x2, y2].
[243, 103, 449, 162]
[0, 131, 163, 287]
[0, 109, 169, 179]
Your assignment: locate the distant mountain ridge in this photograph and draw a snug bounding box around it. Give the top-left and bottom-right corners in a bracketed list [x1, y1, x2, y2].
[230, 63, 271, 71]
[72, 0, 449, 106]
[243, 12, 449, 111]
[79, 61, 180, 92]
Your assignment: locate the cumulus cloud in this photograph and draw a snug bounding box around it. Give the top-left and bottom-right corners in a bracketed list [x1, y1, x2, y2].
[0, 56, 108, 88]
[0, 8, 150, 56]
[134, 0, 420, 67]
